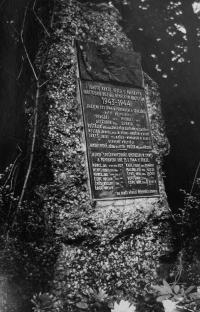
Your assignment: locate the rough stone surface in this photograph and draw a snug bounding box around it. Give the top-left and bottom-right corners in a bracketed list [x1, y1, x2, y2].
[34, 0, 171, 310]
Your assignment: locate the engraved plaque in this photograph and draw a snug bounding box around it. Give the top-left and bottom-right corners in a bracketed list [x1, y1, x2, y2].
[79, 80, 159, 199]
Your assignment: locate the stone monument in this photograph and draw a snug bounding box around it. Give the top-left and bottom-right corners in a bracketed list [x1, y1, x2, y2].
[35, 0, 171, 310]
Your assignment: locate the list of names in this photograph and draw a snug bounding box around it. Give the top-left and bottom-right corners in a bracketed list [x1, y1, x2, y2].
[81, 81, 159, 199]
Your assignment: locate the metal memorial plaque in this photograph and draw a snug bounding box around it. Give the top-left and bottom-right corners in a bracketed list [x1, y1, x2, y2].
[79, 80, 159, 199]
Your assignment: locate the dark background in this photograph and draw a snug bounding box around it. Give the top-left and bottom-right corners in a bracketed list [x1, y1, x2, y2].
[1, 0, 200, 210]
[116, 0, 200, 209]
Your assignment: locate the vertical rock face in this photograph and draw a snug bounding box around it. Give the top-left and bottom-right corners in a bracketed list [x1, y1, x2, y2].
[36, 0, 170, 310]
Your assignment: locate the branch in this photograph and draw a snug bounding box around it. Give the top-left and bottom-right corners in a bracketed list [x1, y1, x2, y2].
[21, 2, 38, 81]
[33, 0, 50, 37]
[17, 0, 52, 208]
[176, 305, 195, 312]
[190, 159, 200, 195]
[17, 81, 40, 208]
[3, 146, 22, 190]
[39, 63, 64, 88]
[17, 56, 24, 80]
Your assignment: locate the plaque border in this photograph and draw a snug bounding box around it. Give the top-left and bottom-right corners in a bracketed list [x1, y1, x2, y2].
[76, 49, 160, 200]
[78, 79, 160, 200]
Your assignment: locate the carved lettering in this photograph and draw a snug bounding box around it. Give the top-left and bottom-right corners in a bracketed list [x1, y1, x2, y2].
[80, 81, 159, 199]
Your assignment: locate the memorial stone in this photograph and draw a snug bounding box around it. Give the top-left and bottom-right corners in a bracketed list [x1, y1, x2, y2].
[77, 42, 159, 199]
[40, 1, 171, 309]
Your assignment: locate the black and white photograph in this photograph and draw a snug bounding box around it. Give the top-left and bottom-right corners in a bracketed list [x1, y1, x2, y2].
[0, 1, 200, 311]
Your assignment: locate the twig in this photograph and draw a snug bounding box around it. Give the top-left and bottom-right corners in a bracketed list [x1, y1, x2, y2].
[39, 63, 64, 88]
[6, 163, 20, 223]
[17, 56, 24, 80]
[174, 251, 183, 284]
[33, 0, 50, 37]
[21, 2, 38, 81]
[18, 0, 52, 208]
[17, 80, 40, 208]
[190, 159, 200, 195]
[16, 3, 38, 209]
[3, 146, 22, 189]
[174, 160, 200, 283]
[17, 1, 40, 208]
[39, 79, 50, 88]
[176, 304, 195, 312]
[10, 162, 19, 191]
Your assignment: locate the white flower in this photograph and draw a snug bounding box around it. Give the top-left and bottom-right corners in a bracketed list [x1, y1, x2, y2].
[162, 299, 177, 312]
[111, 300, 136, 312]
[192, 2, 200, 14]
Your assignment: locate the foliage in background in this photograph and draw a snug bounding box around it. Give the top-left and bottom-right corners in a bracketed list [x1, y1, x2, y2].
[174, 188, 200, 258]
[113, 0, 200, 208]
[1, 1, 200, 312]
[0, 1, 61, 311]
[0, 164, 60, 311]
[152, 279, 200, 312]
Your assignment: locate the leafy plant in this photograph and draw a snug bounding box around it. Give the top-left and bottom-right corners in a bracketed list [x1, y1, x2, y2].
[173, 189, 200, 261]
[152, 279, 200, 312]
[76, 287, 112, 311]
[31, 292, 61, 312]
[111, 300, 136, 312]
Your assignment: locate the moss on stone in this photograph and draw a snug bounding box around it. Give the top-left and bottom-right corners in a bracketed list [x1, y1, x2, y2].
[31, 0, 172, 310]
